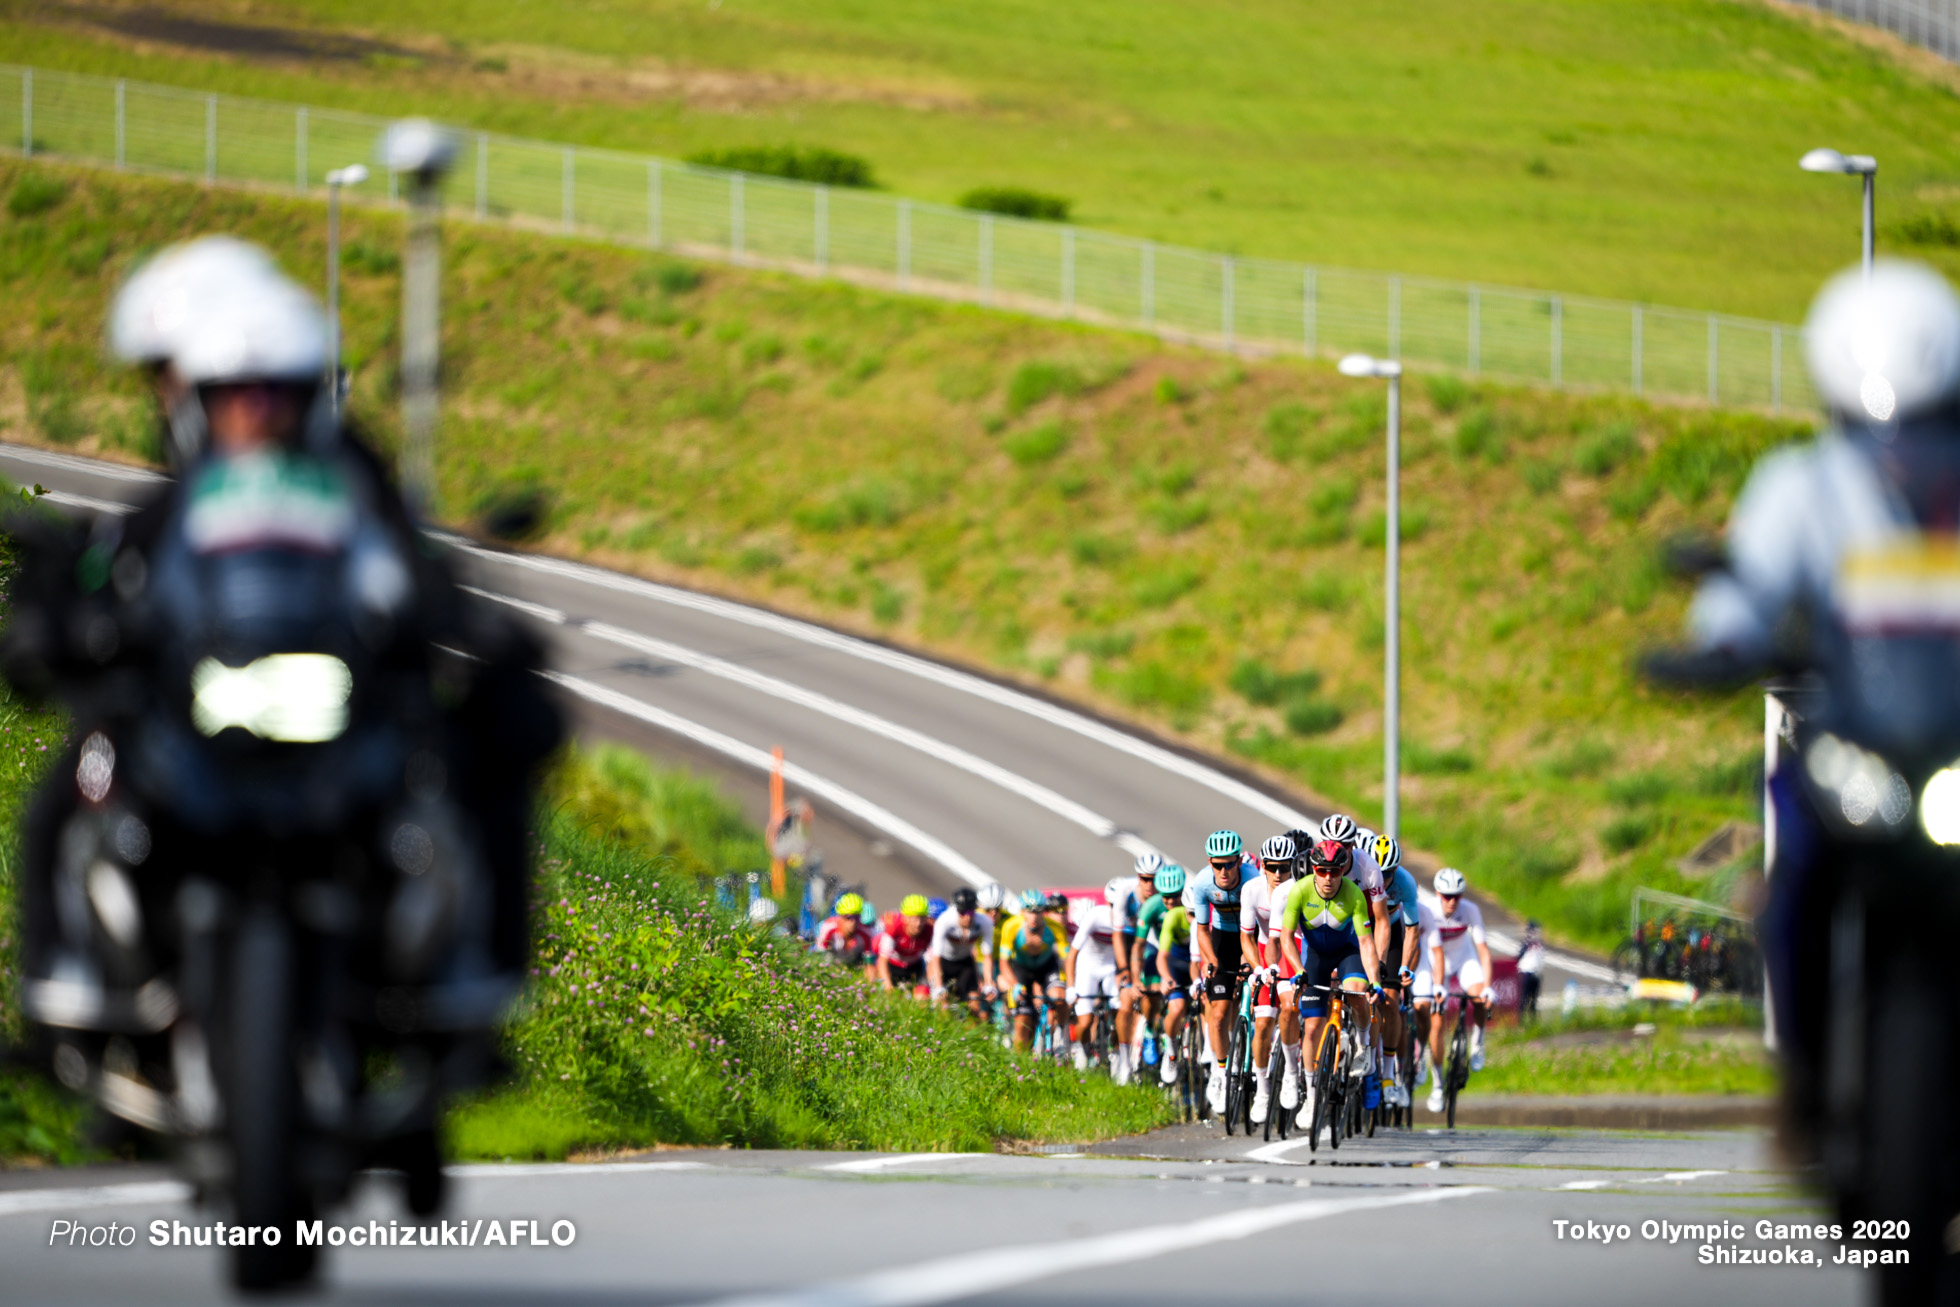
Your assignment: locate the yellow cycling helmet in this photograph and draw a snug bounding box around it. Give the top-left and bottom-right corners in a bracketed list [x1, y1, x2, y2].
[900, 893, 929, 917]
[1373, 834, 1401, 872]
[835, 892, 864, 917]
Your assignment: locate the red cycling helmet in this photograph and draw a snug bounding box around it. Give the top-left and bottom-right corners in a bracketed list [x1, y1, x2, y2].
[1308, 839, 1353, 877]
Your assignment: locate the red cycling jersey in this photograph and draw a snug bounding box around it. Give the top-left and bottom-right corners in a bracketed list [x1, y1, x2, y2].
[877, 913, 932, 966]
[815, 916, 871, 961]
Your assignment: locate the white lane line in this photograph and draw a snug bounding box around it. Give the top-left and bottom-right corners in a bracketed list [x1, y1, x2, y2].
[461, 584, 566, 626]
[574, 618, 1164, 864]
[822, 1153, 965, 1173]
[447, 538, 1320, 832]
[1558, 1180, 1610, 1190]
[689, 1186, 1491, 1307]
[39, 488, 136, 516]
[0, 1180, 191, 1218]
[0, 443, 167, 483]
[547, 672, 993, 888]
[1649, 1170, 1726, 1183]
[456, 1160, 708, 1178]
[1244, 1137, 1315, 1165]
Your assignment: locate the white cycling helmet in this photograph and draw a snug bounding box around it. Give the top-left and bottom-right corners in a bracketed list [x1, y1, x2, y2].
[109, 236, 282, 367]
[168, 277, 334, 462]
[1132, 850, 1165, 879]
[1806, 259, 1960, 424]
[1433, 867, 1468, 896]
[975, 882, 1006, 912]
[1319, 813, 1357, 845]
[1103, 875, 1130, 905]
[1353, 825, 1377, 850]
[748, 898, 780, 924]
[1259, 834, 1296, 864]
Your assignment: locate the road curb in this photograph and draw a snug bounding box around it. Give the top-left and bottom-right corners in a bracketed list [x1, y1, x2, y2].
[1442, 1094, 1774, 1129]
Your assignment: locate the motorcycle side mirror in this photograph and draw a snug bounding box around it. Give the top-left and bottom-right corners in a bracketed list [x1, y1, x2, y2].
[1661, 532, 1728, 580]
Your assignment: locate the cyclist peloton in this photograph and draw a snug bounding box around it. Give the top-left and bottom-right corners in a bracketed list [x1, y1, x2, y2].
[1417, 868, 1494, 1115]
[1279, 838, 1383, 1132]
[927, 887, 996, 1016]
[1113, 853, 1162, 1075]
[876, 894, 935, 996]
[1194, 830, 1253, 1116]
[1238, 834, 1301, 1126]
[1065, 878, 1132, 1078]
[1370, 835, 1422, 1109]
[1137, 864, 1192, 1084]
[997, 888, 1069, 1050]
[815, 893, 875, 967]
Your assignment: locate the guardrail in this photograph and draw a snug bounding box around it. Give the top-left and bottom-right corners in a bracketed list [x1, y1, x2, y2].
[1784, 0, 1960, 61]
[0, 63, 1816, 411]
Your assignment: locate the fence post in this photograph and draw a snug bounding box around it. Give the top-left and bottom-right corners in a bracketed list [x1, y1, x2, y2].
[897, 199, 910, 289]
[205, 93, 217, 182]
[115, 80, 126, 170]
[476, 133, 489, 219]
[1772, 326, 1783, 413]
[1551, 295, 1563, 385]
[22, 68, 30, 157]
[1062, 228, 1075, 317]
[294, 106, 305, 192]
[980, 214, 994, 305]
[732, 173, 746, 263]
[1141, 241, 1155, 328]
[815, 185, 829, 273]
[562, 146, 575, 234]
[1388, 275, 1402, 359]
[1303, 267, 1316, 353]
[1632, 306, 1643, 397]
[1707, 315, 1719, 404]
[1468, 287, 1481, 374]
[1221, 257, 1235, 350]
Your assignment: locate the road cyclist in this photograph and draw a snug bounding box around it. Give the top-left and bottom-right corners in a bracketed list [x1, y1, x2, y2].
[1064, 877, 1132, 1077]
[1417, 867, 1494, 1116]
[1371, 834, 1422, 1112]
[1278, 838, 1383, 1137]
[926, 886, 996, 1017]
[875, 894, 935, 997]
[814, 892, 876, 968]
[1137, 864, 1192, 1088]
[1193, 830, 1254, 1116]
[1237, 833, 1303, 1127]
[996, 888, 1070, 1053]
[1113, 853, 1162, 1077]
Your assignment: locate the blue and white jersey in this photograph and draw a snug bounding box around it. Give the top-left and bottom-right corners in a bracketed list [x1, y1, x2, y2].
[1190, 864, 1248, 934]
[1379, 865, 1421, 928]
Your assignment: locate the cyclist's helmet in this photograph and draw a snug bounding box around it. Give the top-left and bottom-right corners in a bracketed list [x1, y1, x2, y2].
[1373, 834, 1402, 872]
[1353, 826, 1377, 851]
[1433, 868, 1468, 897]
[749, 898, 780, 924]
[926, 896, 948, 920]
[900, 893, 930, 918]
[1019, 888, 1048, 913]
[1307, 839, 1354, 877]
[1319, 814, 1357, 845]
[835, 892, 865, 918]
[1259, 834, 1296, 865]
[1205, 830, 1244, 860]
[1133, 850, 1164, 879]
[1104, 875, 1131, 905]
[952, 887, 979, 913]
[1045, 891, 1070, 912]
[1154, 863, 1187, 895]
[1284, 829, 1314, 875]
[859, 901, 878, 924]
[976, 882, 1006, 911]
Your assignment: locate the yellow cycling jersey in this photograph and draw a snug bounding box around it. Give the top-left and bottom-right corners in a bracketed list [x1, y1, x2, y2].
[998, 912, 1063, 965]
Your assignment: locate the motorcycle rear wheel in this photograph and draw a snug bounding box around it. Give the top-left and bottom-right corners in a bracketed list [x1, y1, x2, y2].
[228, 905, 315, 1292]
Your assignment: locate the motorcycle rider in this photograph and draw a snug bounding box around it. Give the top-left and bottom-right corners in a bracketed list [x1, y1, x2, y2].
[1652, 259, 1960, 1303]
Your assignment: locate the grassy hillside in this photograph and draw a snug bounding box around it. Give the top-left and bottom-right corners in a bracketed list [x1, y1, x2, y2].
[4, 0, 1960, 318]
[0, 158, 1790, 952]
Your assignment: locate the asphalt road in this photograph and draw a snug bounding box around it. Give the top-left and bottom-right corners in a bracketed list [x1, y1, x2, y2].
[0, 1125, 1860, 1305]
[0, 441, 1613, 988]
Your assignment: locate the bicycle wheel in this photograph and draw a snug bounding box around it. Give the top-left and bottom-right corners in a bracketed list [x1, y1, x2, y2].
[1445, 1011, 1468, 1129]
[1222, 1013, 1246, 1135]
[1327, 1035, 1347, 1151]
[1308, 1027, 1336, 1152]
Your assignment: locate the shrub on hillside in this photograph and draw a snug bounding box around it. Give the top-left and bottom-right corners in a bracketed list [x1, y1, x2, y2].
[958, 187, 1071, 222]
[1003, 420, 1069, 465]
[7, 175, 65, 218]
[686, 145, 876, 189]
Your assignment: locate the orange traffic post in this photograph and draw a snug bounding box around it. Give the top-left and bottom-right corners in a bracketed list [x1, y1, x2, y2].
[769, 746, 787, 897]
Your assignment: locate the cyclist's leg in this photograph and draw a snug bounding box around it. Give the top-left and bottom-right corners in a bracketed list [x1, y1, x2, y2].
[1276, 979, 1305, 1108]
[1250, 975, 1279, 1107]
[1333, 952, 1372, 1074]
[1456, 954, 1491, 1067]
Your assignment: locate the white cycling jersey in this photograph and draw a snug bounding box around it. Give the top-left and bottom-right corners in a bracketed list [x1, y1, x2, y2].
[1426, 898, 1487, 963]
[1070, 904, 1119, 966]
[929, 908, 994, 962]
[1346, 840, 1384, 902]
[1237, 873, 1292, 949]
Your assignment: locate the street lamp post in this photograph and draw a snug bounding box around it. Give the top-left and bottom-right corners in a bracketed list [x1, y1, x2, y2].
[323, 164, 369, 418]
[1338, 353, 1404, 839]
[1800, 148, 1878, 280]
[379, 120, 457, 513]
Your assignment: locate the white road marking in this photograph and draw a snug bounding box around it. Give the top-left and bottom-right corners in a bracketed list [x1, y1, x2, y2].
[0, 444, 167, 483]
[456, 1160, 708, 1178]
[547, 672, 993, 888]
[0, 1180, 191, 1218]
[39, 488, 135, 516]
[576, 618, 1165, 864]
[1649, 1170, 1726, 1183]
[1244, 1137, 1316, 1165]
[821, 1153, 966, 1173]
[1558, 1180, 1610, 1190]
[690, 1186, 1491, 1307]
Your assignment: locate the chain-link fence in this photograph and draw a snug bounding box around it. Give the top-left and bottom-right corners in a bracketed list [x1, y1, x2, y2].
[0, 63, 1815, 411]
[1785, 0, 1960, 60]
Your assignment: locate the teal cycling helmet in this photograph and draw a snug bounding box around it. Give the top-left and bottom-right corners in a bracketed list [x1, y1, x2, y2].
[1204, 830, 1243, 859]
[1155, 863, 1187, 895]
[1019, 888, 1048, 912]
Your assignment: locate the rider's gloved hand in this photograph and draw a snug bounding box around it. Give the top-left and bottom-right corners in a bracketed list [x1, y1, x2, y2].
[1064, 986, 1078, 1005]
[1399, 966, 1416, 986]
[930, 985, 945, 1000]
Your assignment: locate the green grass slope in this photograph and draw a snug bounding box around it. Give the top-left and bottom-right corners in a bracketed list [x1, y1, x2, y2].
[3, 0, 1960, 317]
[0, 158, 1786, 952]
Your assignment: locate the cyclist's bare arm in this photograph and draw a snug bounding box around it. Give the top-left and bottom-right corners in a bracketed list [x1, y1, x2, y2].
[1370, 897, 1393, 973]
[1279, 930, 1304, 977]
[1358, 933, 1381, 989]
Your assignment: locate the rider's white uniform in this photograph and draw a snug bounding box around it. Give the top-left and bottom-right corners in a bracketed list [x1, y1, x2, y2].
[1414, 899, 1488, 998]
[929, 908, 993, 962]
[1237, 873, 1294, 1016]
[1070, 904, 1121, 1014]
[1346, 841, 1385, 903]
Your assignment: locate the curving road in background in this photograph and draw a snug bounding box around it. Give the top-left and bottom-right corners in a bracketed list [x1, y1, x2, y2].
[0, 441, 1612, 987]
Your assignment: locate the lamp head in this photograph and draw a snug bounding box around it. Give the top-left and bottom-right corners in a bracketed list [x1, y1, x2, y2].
[380, 119, 457, 181]
[326, 164, 369, 188]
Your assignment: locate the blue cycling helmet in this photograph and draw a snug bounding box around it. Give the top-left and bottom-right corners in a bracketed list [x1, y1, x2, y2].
[1204, 830, 1243, 859]
[926, 896, 948, 921]
[859, 901, 878, 924]
[1155, 863, 1187, 895]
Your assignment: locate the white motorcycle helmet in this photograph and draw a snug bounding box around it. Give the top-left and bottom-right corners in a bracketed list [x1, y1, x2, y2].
[169, 276, 333, 463]
[1805, 260, 1960, 426]
[108, 236, 281, 368]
